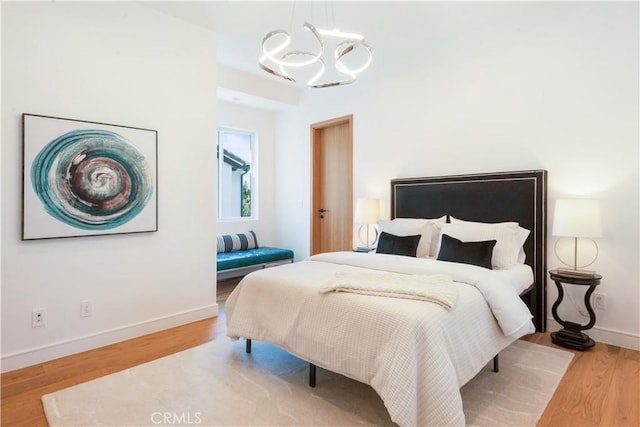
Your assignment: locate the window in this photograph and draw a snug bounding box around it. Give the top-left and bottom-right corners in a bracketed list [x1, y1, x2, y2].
[216, 127, 255, 219]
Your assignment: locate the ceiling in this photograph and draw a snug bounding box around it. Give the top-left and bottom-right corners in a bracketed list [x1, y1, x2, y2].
[144, 1, 512, 89]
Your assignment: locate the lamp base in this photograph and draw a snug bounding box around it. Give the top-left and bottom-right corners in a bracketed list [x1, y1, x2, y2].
[357, 224, 378, 249]
[553, 237, 599, 273]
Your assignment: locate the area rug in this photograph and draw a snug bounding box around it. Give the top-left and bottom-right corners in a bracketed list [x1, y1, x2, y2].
[42, 338, 573, 426]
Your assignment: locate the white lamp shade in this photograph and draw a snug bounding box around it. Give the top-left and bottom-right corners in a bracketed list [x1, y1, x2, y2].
[552, 199, 603, 238]
[355, 198, 380, 224]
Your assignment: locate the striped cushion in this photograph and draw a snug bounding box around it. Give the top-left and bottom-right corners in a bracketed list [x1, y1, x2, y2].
[216, 231, 259, 253]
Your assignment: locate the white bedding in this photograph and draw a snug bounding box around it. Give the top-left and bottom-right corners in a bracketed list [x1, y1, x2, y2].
[225, 252, 536, 427]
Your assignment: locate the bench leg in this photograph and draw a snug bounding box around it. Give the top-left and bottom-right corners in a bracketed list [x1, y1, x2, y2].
[493, 354, 499, 373]
[309, 363, 316, 387]
[246, 338, 252, 354]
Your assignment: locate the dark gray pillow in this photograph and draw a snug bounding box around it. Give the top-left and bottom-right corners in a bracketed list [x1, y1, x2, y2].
[437, 234, 496, 269]
[375, 232, 421, 257]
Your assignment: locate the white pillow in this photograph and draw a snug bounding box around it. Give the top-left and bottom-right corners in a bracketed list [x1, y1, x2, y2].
[378, 217, 446, 258]
[449, 217, 530, 264]
[437, 220, 530, 268]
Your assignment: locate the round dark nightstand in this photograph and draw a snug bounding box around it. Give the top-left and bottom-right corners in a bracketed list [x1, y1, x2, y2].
[549, 269, 602, 351]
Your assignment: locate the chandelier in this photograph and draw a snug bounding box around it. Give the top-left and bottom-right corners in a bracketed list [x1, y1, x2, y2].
[259, 21, 372, 88]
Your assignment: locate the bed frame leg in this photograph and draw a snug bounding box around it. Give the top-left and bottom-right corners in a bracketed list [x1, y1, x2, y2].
[246, 338, 252, 354]
[493, 354, 499, 373]
[309, 363, 316, 388]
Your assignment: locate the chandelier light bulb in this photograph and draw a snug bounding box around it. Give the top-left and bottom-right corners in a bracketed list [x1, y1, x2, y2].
[316, 27, 365, 41]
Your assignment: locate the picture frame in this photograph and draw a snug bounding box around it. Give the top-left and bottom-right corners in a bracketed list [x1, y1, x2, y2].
[22, 114, 158, 240]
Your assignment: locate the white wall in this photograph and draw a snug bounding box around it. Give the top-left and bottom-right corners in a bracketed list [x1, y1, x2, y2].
[273, 2, 639, 348]
[1, 2, 218, 371]
[217, 65, 299, 111]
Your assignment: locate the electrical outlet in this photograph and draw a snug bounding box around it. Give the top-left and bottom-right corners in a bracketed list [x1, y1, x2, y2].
[32, 308, 46, 327]
[80, 300, 93, 318]
[593, 293, 606, 311]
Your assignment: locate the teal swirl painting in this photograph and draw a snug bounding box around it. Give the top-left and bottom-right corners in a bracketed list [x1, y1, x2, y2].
[23, 114, 157, 239]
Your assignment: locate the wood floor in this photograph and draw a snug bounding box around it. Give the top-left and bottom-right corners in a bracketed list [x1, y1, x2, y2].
[2, 283, 638, 427]
[216, 276, 242, 303]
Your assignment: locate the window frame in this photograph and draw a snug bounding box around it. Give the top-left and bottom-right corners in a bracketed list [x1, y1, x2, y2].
[216, 126, 257, 221]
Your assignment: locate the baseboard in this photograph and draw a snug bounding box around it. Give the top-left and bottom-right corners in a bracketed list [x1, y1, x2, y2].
[1, 304, 218, 373]
[546, 318, 640, 351]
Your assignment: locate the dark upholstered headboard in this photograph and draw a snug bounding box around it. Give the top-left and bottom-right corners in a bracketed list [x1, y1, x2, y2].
[391, 170, 547, 332]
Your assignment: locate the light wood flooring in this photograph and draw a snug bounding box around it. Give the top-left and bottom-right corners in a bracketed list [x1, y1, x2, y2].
[2, 284, 638, 426]
[216, 276, 242, 304]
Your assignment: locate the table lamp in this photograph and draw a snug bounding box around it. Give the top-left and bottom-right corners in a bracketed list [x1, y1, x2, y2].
[552, 199, 602, 273]
[355, 198, 380, 250]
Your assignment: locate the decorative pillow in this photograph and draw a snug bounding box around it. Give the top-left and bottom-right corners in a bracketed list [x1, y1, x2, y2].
[437, 234, 496, 269]
[375, 232, 422, 257]
[216, 231, 259, 253]
[449, 217, 531, 264]
[378, 216, 446, 258]
[436, 221, 528, 268]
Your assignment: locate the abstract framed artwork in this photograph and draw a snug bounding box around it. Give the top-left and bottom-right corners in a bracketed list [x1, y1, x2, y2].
[22, 114, 158, 240]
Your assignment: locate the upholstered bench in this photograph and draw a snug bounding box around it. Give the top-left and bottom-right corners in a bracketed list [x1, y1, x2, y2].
[216, 231, 294, 274]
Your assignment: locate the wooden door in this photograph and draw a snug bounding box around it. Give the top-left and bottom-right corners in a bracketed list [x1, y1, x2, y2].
[311, 115, 353, 255]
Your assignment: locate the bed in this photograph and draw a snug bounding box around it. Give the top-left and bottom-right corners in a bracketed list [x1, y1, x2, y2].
[225, 170, 547, 427]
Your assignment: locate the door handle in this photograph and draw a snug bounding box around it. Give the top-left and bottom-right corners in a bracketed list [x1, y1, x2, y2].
[318, 208, 328, 218]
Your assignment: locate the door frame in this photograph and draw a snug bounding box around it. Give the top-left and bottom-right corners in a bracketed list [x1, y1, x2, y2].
[310, 114, 354, 255]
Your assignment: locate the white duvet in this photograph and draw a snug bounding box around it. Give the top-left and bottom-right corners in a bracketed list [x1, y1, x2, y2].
[225, 252, 535, 426]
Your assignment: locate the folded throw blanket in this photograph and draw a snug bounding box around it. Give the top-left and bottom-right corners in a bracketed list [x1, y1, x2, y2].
[320, 271, 457, 309]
